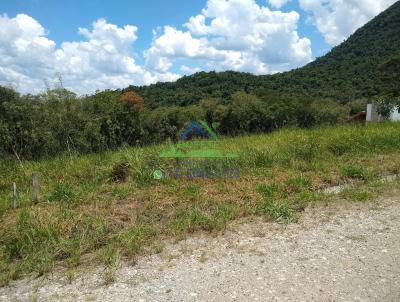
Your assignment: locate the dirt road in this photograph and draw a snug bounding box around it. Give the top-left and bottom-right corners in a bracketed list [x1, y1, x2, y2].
[1, 191, 400, 301]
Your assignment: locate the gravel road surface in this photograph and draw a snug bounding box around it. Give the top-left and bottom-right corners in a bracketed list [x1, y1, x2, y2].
[1, 190, 399, 302]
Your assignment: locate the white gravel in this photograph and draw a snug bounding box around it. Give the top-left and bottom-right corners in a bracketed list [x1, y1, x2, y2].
[1, 190, 400, 302]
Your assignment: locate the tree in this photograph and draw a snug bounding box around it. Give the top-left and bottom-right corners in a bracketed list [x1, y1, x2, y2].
[219, 92, 267, 135]
[121, 91, 145, 109]
[309, 100, 348, 126]
[199, 98, 220, 126]
[0, 86, 19, 105]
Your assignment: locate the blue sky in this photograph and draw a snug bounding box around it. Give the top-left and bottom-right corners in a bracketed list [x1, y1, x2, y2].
[0, 0, 330, 61]
[0, 0, 396, 94]
[1, 0, 206, 58]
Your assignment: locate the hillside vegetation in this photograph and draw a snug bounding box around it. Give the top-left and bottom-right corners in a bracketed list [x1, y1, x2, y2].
[132, 1, 400, 107]
[1, 123, 400, 284]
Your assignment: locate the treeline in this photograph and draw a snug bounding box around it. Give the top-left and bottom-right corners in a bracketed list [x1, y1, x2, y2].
[0, 85, 367, 160]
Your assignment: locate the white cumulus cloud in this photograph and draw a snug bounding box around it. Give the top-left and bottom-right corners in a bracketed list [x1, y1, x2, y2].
[0, 14, 56, 93]
[268, 0, 290, 9]
[145, 0, 312, 76]
[299, 0, 398, 45]
[0, 14, 178, 94]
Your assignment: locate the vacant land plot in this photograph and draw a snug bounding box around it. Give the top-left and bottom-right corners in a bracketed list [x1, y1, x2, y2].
[1, 187, 399, 301]
[1, 123, 400, 285]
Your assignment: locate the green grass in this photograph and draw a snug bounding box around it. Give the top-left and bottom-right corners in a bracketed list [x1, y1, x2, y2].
[340, 163, 367, 180]
[101, 246, 121, 284]
[1, 122, 400, 285]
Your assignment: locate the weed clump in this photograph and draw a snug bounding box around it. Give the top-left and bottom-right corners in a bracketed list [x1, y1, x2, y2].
[256, 183, 278, 198]
[116, 224, 157, 260]
[102, 246, 121, 285]
[48, 182, 76, 202]
[341, 163, 366, 180]
[284, 176, 312, 194]
[251, 199, 294, 223]
[110, 162, 131, 182]
[351, 190, 369, 202]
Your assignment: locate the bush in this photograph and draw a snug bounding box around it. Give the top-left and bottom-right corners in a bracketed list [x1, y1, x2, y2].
[310, 100, 349, 126]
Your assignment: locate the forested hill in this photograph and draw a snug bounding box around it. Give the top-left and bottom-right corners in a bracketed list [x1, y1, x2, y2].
[130, 1, 400, 108]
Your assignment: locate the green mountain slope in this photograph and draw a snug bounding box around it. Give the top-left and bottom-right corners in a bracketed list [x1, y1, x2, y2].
[130, 1, 400, 107]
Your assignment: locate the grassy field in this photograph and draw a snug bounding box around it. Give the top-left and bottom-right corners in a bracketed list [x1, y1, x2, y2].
[1, 122, 400, 285]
